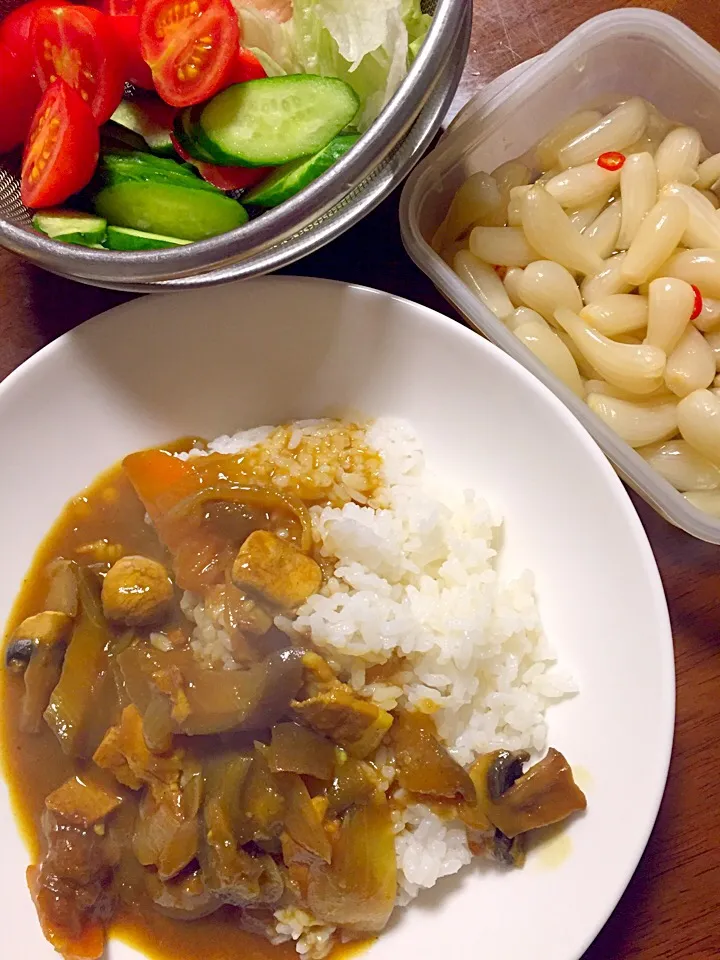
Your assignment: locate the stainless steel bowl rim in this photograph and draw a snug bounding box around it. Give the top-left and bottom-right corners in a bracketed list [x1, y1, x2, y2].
[0, 0, 466, 284]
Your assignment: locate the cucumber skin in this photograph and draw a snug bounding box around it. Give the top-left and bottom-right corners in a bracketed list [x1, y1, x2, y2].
[99, 152, 219, 193]
[94, 181, 247, 241]
[197, 77, 360, 168]
[244, 134, 360, 208]
[144, 131, 176, 158]
[37, 231, 104, 248]
[101, 121, 148, 154]
[192, 117, 252, 167]
[106, 226, 189, 250]
[175, 110, 217, 163]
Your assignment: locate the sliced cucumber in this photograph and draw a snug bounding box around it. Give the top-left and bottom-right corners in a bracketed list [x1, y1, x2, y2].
[111, 99, 177, 158]
[244, 133, 360, 208]
[145, 130, 174, 158]
[197, 76, 360, 167]
[101, 120, 149, 154]
[94, 181, 247, 241]
[99, 151, 218, 192]
[106, 226, 190, 250]
[175, 109, 217, 163]
[33, 210, 107, 246]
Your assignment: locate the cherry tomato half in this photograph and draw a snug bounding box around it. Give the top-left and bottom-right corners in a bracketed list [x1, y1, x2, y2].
[112, 13, 154, 87]
[170, 133, 270, 190]
[231, 46, 265, 83]
[140, 0, 239, 107]
[21, 79, 99, 207]
[0, 1, 71, 53]
[0, 44, 42, 153]
[32, 5, 125, 123]
[0, 0, 72, 75]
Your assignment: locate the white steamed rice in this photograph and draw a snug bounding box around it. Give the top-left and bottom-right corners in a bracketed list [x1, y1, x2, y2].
[175, 417, 577, 958]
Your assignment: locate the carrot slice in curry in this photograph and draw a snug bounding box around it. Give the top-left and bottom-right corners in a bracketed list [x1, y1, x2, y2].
[123, 450, 232, 592]
[123, 449, 202, 519]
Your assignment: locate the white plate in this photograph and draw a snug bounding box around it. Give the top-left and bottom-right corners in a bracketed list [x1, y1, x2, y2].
[0, 277, 674, 960]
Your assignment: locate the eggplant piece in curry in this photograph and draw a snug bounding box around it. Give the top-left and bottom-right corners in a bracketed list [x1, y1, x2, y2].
[1, 439, 586, 960]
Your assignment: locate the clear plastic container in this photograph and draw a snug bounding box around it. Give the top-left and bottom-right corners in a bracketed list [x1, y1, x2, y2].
[400, 8, 720, 544]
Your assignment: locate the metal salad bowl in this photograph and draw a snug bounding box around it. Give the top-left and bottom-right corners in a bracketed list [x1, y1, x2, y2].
[0, 0, 470, 291]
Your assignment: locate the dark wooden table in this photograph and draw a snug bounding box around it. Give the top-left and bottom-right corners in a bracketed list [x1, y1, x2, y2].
[2, 1, 720, 957]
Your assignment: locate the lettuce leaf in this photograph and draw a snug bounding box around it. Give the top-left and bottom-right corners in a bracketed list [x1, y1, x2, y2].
[302, 0, 405, 70]
[402, 0, 432, 60]
[231, 0, 432, 130]
[292, 0, 431, 130]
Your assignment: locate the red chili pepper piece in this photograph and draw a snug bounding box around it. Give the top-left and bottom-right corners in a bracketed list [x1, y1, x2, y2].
[690, 284, 703, 321]
[597, 151, 626, 172]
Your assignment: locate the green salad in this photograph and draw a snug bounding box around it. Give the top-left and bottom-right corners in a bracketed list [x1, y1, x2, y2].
[0, 0, 431, 250]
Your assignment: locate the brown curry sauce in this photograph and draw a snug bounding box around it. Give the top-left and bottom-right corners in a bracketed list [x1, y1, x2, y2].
[0, 455, 365, 960]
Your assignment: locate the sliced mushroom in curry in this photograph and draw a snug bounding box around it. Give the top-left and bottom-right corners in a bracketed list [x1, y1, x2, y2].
[1, 428, 587, 960]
